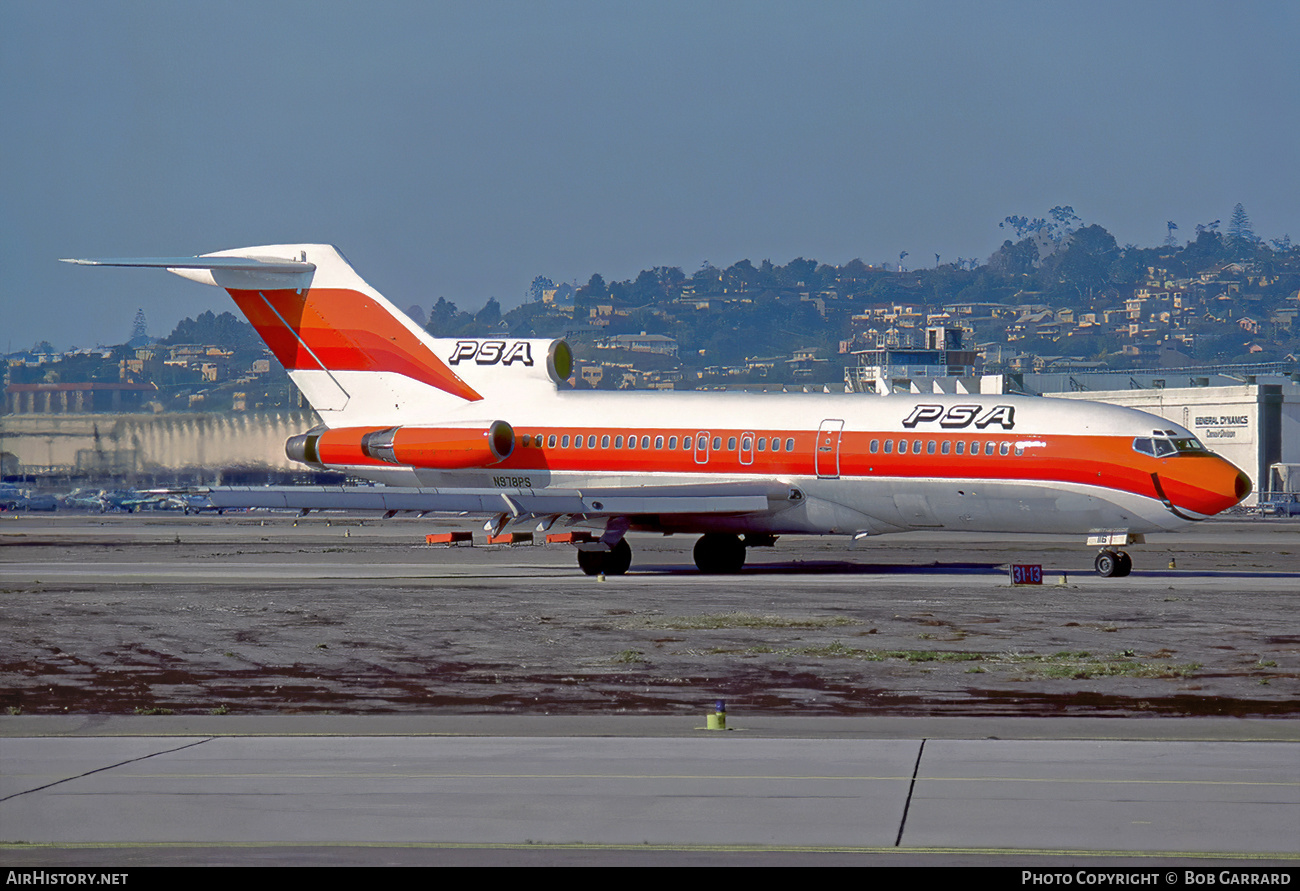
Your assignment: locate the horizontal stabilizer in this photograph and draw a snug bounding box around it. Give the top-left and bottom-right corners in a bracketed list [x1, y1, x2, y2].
[60, 256, 315, 273]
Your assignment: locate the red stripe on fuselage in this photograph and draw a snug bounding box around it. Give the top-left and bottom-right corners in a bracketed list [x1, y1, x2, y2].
[226, 287, 482, 402]
[481, 427, 1242, 516]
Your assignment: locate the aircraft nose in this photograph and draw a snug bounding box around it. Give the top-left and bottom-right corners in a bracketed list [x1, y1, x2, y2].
[1158, 456, 1253, 518]
[1234, 470, 1253, 503]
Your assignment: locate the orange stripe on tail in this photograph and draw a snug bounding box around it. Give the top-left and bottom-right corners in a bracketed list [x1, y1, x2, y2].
[228, 287, 482, 402]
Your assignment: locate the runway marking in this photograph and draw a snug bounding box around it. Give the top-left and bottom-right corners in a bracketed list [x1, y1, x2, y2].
[0, 738, 213, 803]
[0, 841, 1296, 860]
[913, 776, 1300, 787]
[22, 772, 916, 781]
[19, 771, 1297, 787]
[895, 737, 926, 845]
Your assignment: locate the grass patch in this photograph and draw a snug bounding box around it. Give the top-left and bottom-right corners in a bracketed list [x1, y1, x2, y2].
[625, 612, 855, 631]
[780, 641, 883, 659]
[689, 643, 1200, 679]
[998, 652, 1201, 680]
[612, 649, 647, 664]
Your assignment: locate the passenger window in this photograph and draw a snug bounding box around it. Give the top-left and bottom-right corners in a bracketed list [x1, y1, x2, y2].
[870, 440, 879, 453]
[561, 435, 570, 447]
[628, 436, 636, 449]
[548, 434, 557, 448]
[898, 440, 907, 455]
[955, 441, 964, 455]
[728, 436, 737, 450]
[641, 435, 651, 449]
[927, 441, 936, 455]
[741, 435, 752, 450]
[1000, 442, 1010, 456]
[655, 436, 664, 449]
[941, 441, 950, 455]
[758, 437, 767, 451]
[785, 438, 794, 451]
[712, 437, 721, 450]
[588, 435, 597, 448]
[614, 435, 623, 448]
[668, 436, 677, 449]
[884, 439, 893, 454]
[601, 435, 610, 449]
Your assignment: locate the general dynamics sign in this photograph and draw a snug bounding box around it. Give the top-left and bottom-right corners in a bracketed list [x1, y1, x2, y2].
[1190, 408, 1254, 444]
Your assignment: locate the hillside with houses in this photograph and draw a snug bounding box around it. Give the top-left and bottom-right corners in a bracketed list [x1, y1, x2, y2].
[6, 205, 1299, 409]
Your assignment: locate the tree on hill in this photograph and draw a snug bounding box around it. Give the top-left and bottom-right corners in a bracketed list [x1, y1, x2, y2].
[474, 298, 503, 331]
[987, 238, 1039, 277]
[1039, 224, 1120, 305]
[529, 275, 554, 303]
[163, 310, 262, 349]
[1227, 203, 1257, 259]
[1176, 228, 1230, 273]
[426, 297, 474, 336]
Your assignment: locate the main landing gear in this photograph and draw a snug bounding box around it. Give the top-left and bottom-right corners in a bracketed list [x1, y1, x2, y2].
[577, 539, 632, 576]
[575, 533, 751, 575]
[1094, 549, 1133, 578]
[693, 533, 746, 574]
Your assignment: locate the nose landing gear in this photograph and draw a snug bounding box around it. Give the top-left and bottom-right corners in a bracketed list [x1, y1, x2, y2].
[1094, 549, 1133, 578]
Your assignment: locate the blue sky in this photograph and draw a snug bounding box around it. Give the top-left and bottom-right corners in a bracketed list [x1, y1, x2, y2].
[3, 0, 1297, 350]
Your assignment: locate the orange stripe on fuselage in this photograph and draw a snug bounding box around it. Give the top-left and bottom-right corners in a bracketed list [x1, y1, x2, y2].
[480, 427, 1240, 515]
[226, 287, 482, 402]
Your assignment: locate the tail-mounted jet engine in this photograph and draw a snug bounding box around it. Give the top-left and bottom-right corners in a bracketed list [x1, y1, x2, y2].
[287, 420, 514, 470]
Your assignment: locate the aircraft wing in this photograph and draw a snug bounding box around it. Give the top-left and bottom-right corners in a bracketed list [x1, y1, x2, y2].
[201, 482, 789, 519]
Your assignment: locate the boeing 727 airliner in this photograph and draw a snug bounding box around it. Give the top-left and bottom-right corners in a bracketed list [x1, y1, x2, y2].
[64, 245, 1252, 576]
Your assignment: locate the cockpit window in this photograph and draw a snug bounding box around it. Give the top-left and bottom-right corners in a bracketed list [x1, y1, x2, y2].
[1133, 435, 1209, 457]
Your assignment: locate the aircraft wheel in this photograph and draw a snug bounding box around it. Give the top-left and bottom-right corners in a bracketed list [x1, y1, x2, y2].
[693, 533, 746, 574]
[1095, 549, 1120, 578]
[605, 539, 632, 575]
[1114, 551, 1132, 577]
[577, 548, 605, 576]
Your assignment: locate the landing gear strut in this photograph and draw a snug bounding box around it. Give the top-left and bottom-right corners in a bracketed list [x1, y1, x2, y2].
[693, 533, 746, 574]
[577, 538, 632, 576]
[1094, 549, 1132, 578]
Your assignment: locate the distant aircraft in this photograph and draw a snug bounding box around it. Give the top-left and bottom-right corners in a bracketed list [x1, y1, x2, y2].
[65, 245, 1252, 576]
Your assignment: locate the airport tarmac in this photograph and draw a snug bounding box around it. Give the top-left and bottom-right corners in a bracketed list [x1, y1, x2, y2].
[1, 514, 1297, 717]
[2, 513, 1298, 864]
[2, 717, 1297, 866]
